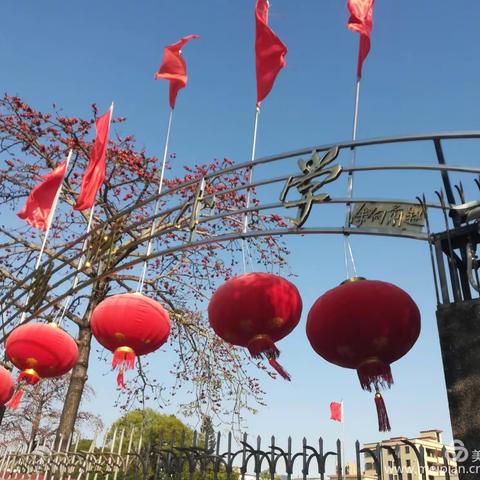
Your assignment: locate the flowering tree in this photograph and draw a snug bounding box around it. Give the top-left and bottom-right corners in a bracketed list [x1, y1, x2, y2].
[0, 376, 102, 450]
[0, 95, 289, 443]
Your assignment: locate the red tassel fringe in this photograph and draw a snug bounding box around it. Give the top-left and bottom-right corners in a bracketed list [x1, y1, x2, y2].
[6, 389, 24, 410]
[117, 370, 126, 389]
[357, 359, 393, 392]
[112, 348, 135, 389]
[18, 371, 40, 386]
[268, 358, 291, 381]
[247, 335, 279, 359]
[247, 335, 290, 381]
[375, 391, 391, 432]
[7, 370, 41, 410]
[112, 348, 136, 370]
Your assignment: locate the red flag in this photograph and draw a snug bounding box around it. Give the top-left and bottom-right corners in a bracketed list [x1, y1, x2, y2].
[74, 107, 112, 211]
[347, 0, 375, 79]
[17, 160, 67, 231]
[255, 0, 288, 108]
[154, 35, 199, 110]
[330, 401, 343, 422]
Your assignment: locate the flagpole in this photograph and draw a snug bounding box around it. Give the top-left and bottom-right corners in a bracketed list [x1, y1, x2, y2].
[343, 60, 362, 279]
[20, 149, 72, 323]
[345, 78, 361, 222]
[56, 102, 115, 324]
[137, 108, 174, 293]
[55, 202, 96, 325]
[241, 106, 260, 272]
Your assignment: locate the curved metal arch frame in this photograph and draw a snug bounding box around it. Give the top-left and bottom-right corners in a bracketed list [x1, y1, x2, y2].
[1, 131, 480, 340]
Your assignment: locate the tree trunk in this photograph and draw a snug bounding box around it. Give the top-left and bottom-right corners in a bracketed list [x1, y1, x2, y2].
[0, 405, 5, 427]
[29, 399, 44, 448]
[55, 321, 93, 447]
[56, 279, 109, 448]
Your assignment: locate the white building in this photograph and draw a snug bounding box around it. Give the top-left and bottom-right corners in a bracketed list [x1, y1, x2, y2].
[362, 429, 458, 480]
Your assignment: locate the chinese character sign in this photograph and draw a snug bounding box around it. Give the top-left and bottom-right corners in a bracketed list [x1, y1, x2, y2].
[351, 202, 425, 232]
[280, 147, 342, 227]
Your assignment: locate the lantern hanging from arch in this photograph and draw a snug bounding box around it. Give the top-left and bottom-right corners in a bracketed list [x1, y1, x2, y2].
[90, 293, 171, 388]
[208, 272, 303, 380]
[5, 322, 79, 409]
[306, 278, 421, 431]
[0, 365, 15, 406]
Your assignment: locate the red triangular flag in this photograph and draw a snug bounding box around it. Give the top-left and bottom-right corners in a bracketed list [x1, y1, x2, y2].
[255, 0, 288, 108]
[17, 160, 67, 231]
[330, 401, 343, 422]
[154, 35, 199, 110]
[74, 107, 112, 211]
[347, 0, 375, 79]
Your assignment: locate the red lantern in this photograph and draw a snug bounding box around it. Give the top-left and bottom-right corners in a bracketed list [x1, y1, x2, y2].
[90, 293, 171, 388]
[0, 365, 15, 406]
[306, 278, 421, 431]
[208, 273, 302, 380]
[5, 322, 79, 408]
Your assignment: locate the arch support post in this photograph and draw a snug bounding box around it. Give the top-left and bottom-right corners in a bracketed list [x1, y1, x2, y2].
[436, 299, 480, 480]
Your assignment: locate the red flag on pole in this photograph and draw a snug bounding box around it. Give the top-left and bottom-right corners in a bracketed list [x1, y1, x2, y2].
[330, 401, 343, 422]
[74, 107, 112, 211]
[255, 0, 288, 108]
[155, 35, 199, 110]
[17, 160, 68, 231]
[347, 0, 375, 79]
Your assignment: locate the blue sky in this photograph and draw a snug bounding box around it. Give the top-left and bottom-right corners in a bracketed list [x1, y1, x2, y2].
[2, 0, 480, 459]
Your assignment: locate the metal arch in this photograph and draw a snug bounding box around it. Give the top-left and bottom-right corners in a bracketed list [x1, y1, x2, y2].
[0, 174, 449, 321]
[0, 191, 438, 326]
[381, 444, 403, 480]
[302, 439, 332, 479]
[32, 131, 477, 246]
[401, 440, 427, 480]
[197, 131, 480, 176]
[357, 444, 383, 479]
[0, 155, 472, 298]
[2, 131, 480, 338]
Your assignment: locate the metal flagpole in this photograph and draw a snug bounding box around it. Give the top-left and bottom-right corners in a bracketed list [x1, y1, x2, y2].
[19, 149, 73, 324]
[55, 203, 96, 325]
[241, 106, 260, 272]
[137, 108, 174, 293]
[343, 63, 362, 279]
[56, 102, 115, 324]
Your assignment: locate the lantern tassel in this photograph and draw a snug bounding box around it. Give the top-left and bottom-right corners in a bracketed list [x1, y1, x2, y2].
[117, 369, 126, 389]
[18, 370, 40, 385]
[6, 370, 41, 410]
[374, 390, 391, 432]
[268, 357, 291, 381]
[357, 359, 393, 392]
[112, 347, 135, 389]
[6, 389, 24, 410]
[247, 335, 291, 381]
[112, 348, 136, 370]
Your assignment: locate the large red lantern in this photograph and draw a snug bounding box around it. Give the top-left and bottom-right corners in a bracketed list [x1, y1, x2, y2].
[0, 365, 15, 406]
[5, 322, 79, 408]
[208, 272, 302, 380]
[90, 293, 171, 388]
[306, 278, 421, 431]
